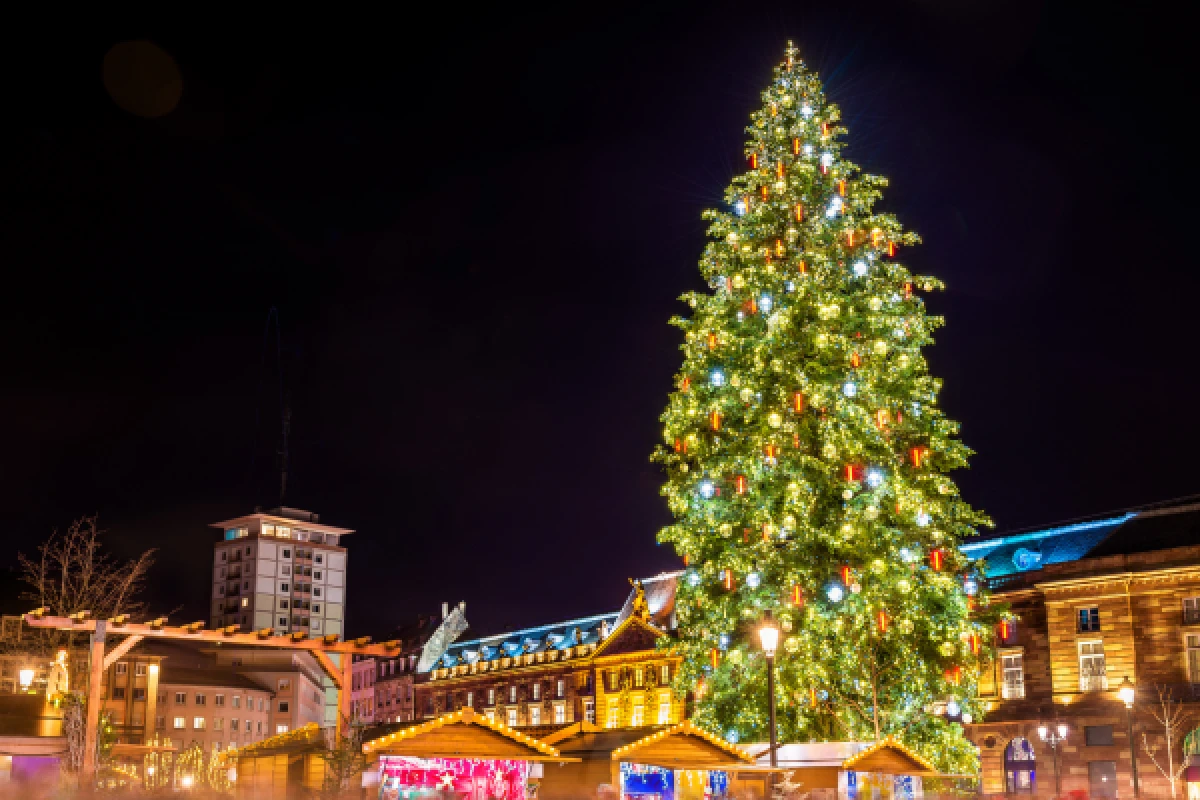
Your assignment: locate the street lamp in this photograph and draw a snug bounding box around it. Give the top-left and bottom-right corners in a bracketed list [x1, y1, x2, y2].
[758, 611, 780, 769]
[1119, 677, 1140, 797]
[1038, 722, 1069, 796]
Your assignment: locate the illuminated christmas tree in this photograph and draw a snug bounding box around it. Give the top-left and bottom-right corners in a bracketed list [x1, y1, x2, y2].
[653, 44, 999, 771]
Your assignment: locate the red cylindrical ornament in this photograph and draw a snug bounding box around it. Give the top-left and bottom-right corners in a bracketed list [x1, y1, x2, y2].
[764, 444, 778, 461]
[850, 352, 861, 368]
[904, 282, 913, 299]
[707, 333, 718, 350]
[723, 570, 734, 591]
[841, 565, 852, 586]
[795, 203, 804, 222]
[735, 475, 747, 495]
[888, 241, 897, 257]
[877, 610, 889, 633]
[798, 259, 807, 274]
[910, 447, 925, 468]
[969, 633, 980, 655]
[838, 180, 846, 197]
[681, 377, 691, 392]
[792, 585, 804, 607]
[775, 239, 785, 257]
[821, 122, 829, 137]
[777, 162, 786, 179]
[844, 464, 863, 482]
[871, 229, 884, 247]
[792, 138, 801, 155]
[761, 185, 769, 201]
[999, 620, 1010, 640]
[749, 153, 758, 169]
[846, 230, 855, 246]
[710, 649, 720, 669]
[875, 409, 890, 430]
[793, 392, 805, 413]
[930, 549, 945, 571]
[682, 554, 689, 567]
[945, 666, 962, 684]
[710, 411, 722, 431]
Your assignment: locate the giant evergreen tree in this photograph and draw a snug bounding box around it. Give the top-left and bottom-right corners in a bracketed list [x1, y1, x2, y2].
[653, 45, 998, 771]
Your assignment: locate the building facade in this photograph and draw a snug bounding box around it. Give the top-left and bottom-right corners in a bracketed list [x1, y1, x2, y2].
[415, 574, 684, 732]
[966, 503, 1200, 798]
[351, 656, 376, 724]
[154, 669, 273, 753]
[209, 507, 351, 639]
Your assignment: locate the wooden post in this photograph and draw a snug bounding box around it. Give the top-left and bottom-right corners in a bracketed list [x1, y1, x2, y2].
[338, 653, 354, 738]
[82, 620, 107, 788]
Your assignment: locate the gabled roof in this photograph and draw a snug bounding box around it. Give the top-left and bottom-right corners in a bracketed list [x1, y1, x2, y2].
[590, 614, 666, 661]
[840, 736, 938, 775]
[615, 572, 681, 630]
[610, 721, 755, 766]
[362, 708, 573, 762]
[221, 722, 323, 760]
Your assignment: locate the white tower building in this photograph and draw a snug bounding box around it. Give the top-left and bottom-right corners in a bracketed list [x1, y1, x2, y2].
[210, 507, 352, 639]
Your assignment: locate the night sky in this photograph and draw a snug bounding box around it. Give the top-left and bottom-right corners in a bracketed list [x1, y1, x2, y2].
[6, 3, 1198, 638]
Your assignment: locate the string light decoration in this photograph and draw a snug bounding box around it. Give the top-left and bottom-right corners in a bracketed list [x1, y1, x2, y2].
[651, 43, 1000, 774]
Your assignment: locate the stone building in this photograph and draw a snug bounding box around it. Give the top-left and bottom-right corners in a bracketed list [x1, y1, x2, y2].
[966, 501, 1200, 798]
[414, 574, 684, 732]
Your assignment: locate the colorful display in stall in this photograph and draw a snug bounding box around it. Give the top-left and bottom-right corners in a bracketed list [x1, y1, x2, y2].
[379, 755, 529, 800]
[840, 769, 924, 800]
[619, 762, 729, 800]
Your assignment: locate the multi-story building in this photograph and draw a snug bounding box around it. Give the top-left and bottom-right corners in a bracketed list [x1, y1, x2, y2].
[206, 647, 328, 735]
[414, 573, 683, 732]
[966, 501, 1200, 798]
[351, 655, 375, 724]
[209, 507, 351, 639]
[374, 654, 418, 724]
[154, 666, 273, 753]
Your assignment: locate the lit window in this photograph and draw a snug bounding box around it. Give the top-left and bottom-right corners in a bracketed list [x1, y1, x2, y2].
[276, 724, 289, 734]
[554, 703, 566, 724]
[173, 717, 185, 730]
[660, 664, 670, 684]
[1001, 652, 1026, 699]
[466, 692, 474, 708]
[532, 683, 541, 701]
[634, 668, 644, 688]
[631, 705, 644, 727]
[1187, 635, 1200, 684]
[232, 696, 241, 709]
[529, 706, 541, 725]
[606, 704, 620, 728]
[1079, 640, 1107, 691]
[584, 699, 595, 724]
[214, 718, 224, 731]
[487, 688, 496, 706]
[278, 679, 291, 691]
[1186, 597, 1200, 625]
[135, 664, 147, 677]
[193, 717, 206, 730]
[241, 597, 249, 608]
[115, 663, 128, 675]
[556, 679, 565, 699]
[509, 686, 517, 703]
[658, 696, 672, 724]
[507, 708, 518, 727]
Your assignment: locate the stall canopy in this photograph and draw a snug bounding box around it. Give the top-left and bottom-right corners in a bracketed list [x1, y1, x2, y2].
[611, 721, 756, 770]
[839, 737, 939, 777]
[363, 708, 576, 762]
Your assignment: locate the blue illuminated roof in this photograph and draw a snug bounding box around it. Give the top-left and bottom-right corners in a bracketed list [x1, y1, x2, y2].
[429, 612, 620, 672]
[963, 513, 1136, 580]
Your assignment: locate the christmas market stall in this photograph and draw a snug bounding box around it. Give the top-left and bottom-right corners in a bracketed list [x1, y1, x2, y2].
[222, 722, 329, 798]
[362, 708, 578, 800]
[747, 738, 941, 800]
[538, 720, 758, 800]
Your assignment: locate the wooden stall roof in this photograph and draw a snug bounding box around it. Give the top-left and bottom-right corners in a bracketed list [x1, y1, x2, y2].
[609, 721, 755, 768]
[111, 743, 177, 757]
[219, 722, 323, 763]
[840, 736, 939, 776]
[363, 708, 577, 763]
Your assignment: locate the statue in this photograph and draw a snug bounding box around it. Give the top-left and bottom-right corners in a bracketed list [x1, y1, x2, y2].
[46, 649, 69, 703]
[629, 578, 649, 621]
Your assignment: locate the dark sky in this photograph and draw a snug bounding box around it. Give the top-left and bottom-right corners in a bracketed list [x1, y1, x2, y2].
[5, 3, 1198, 638]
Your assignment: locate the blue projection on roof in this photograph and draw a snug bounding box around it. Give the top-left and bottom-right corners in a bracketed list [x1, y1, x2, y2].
[962, 513, 1136, 579]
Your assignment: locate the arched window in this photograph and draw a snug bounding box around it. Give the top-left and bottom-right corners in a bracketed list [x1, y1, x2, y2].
[1005, 737, 1036, 794]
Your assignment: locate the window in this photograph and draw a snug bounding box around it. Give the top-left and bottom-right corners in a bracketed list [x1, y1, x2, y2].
[158, 692, 167, 704]
[111, 687, 126, 700]
[556, 679, 565, 699]
[634, 668, 644, 688]
[1088, 761, 1118, 799]
[529, 706, 541, 725]
[554, 703, 566, 724]
[193, 717, 206, 730]
[532, 683, 541, 701]
[279, 617, 287, 626]
[315, 571, 322, 580]
[466, 691, 474, 708]
[1186, 598, 1200, 625]
[279, 701, 289, 713]
[281, 583, 289, 592]
[507, 708, 518, 727]
[115, 663, 128, 675]
[133, 688, 146, 701]
[659, 696, 672, 724]
[282, 549, 291, 558]
[584, 699, 596, 725]
[1188, 635, 1200, 685]
[631, 704, 644, 727]
[660, 664, 670, 684]
[276, 724, 289, 734]
[214, 694, 224, 707]
[313, 604, 320, 613]
[175, 692, 187, 705]
[1086, 726, 1115, 746]
[1001, 652, 1026, 699]
[135, 664, 147, 677]
[214, 718, 224, 731]
[1079, 640, 1108, 691]
[487, 688, 496, 706]
[1078, 607, 1101, 632]
[509, 686, 517, 703]
[173, 717, 185, 730]
[278, 679, 291, 691]
[156, 716, 165, 730]
[247, 719, 254, 733]
[606, 703, 620, 728]
[486, 709, 496, 722]
[232, 696, 241, 709]
[195, 694, 206, 706]
[257, 721, 262, 733]
[314, 588, 321, 597]
[257, 698, 264, 712]
[315, 554, 323, 564]
[608, 671, 620, 691]
[231, 719, 239, 732]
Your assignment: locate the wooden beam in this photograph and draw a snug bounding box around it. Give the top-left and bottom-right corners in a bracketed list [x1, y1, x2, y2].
[23, 613, 405, 657]
[102, 634, 145, 669]
[82, 621, 107, 787]
[312, 650, 344, 689]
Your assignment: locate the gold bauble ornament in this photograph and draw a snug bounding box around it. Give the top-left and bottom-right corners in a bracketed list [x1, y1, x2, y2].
[731, 374, 742, 388]
[680, 464, 689, 473]
[897, 354, 910, 368]
[897, 579, 911, 594]
[728, 649, 743, 664]
[768, 412, 783, 428]
[784, 636, 800, 653]
[783, 514, 797, 530]
[939, 642, 956, 657]
[870, 559, 886, 574]
[842, 489, 854, 500]
[868, 297, 883, 311]
[873, 340, 888, 356]
[898, 618, 914, 634]
[740, 388, 755, 404]
[731, 274, 746, 289]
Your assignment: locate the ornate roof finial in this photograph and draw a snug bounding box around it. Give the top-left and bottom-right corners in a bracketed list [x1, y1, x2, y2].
[629, 578, 649, 621]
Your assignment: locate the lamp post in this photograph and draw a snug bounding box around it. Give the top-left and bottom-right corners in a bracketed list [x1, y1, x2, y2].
[1119, 677, 1140, 798]
[1038, 722, 1069, 797]
[758, 611, 780, 769]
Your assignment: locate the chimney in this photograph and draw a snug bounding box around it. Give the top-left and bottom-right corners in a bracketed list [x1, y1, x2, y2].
[442, 602, 449, 620]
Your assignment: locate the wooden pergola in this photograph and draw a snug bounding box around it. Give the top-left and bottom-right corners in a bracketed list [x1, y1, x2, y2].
[22, 609, 410, 786]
